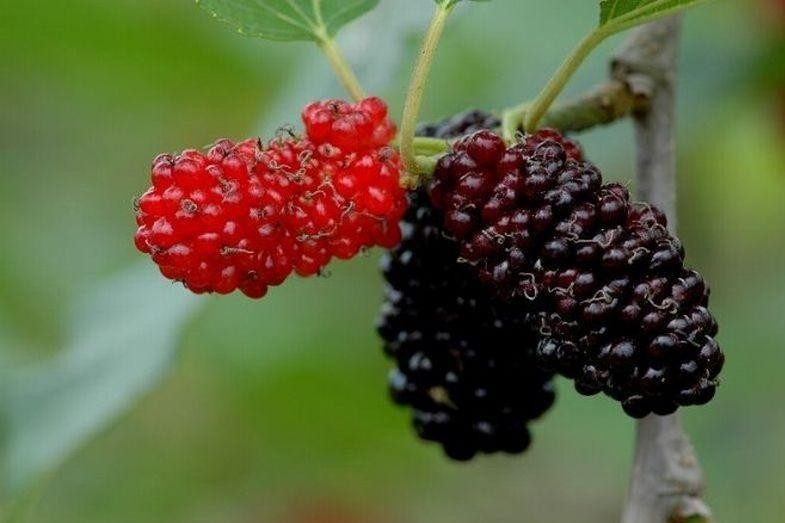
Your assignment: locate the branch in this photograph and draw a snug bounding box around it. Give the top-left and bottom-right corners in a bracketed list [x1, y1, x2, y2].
[416, 81, 653, 177]
[616, 17, 712, 523]
[501, 78, 651, 141]
[540, 79, 650, 133]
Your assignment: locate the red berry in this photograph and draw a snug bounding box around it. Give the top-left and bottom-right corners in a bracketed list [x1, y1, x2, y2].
[135, 98, 407, 298]
[302, 96, 396, 151]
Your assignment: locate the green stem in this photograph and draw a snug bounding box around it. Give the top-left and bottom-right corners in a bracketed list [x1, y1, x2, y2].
[413, 154, 441, 177]
[401, 136, 450, 155]
[501, 101, 529, 143]
[399, 2, 456, 184]
[525, 29, 607, 132]
[395, 137, 450, 189]
[317, 36, 366, 102]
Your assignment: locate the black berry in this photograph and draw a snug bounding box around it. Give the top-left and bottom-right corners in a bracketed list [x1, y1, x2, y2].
[378, 187, 555, 460]
[429, 129, 724, 418]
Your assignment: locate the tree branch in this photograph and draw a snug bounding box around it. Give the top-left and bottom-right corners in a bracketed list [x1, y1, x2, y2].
[615, 17, 713, 523]
[418, 81, 653, 177]
[539, 79, 650, 133]
[501, 79, 651, 140]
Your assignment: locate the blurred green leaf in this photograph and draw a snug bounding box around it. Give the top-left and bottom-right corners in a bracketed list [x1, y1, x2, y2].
[0, 264, 202, 495]
[599, 0, 710, 33]
[196, 0, 380, 42]
[435, 0, 490, 6]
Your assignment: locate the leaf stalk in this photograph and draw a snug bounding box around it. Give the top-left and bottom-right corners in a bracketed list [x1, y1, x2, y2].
[317, 35, 367, 102]
[525, 29, 606, 132]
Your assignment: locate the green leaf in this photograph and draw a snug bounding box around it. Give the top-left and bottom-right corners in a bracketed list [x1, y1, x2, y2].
[600, 0, 656, 25]
[599, 0, 709, 34]
[434, 0, 489, 5]
[196, 0, 381, 42]
[0, 264, 202, 495]
[257, 0, 434, 131]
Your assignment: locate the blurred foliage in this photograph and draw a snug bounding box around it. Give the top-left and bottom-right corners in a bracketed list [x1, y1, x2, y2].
[1, 0, 784, 522]
[2, 265, 200, 495]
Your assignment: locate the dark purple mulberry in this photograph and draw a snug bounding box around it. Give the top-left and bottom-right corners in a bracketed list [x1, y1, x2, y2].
[429, 129, 724, 418]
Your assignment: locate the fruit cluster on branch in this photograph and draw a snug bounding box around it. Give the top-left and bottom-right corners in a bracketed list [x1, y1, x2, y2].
[133, 103, 724, 460]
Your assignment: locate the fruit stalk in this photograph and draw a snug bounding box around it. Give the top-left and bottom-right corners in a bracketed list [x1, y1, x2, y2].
[618, 16, 712, 523]
[400, 1, 456, 185]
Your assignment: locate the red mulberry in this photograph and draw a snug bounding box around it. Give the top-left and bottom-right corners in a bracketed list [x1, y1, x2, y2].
[134, 97, 407, 298]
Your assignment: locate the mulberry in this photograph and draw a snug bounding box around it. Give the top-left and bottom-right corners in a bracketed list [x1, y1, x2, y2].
[134, 97, 407, 297]
[378, 191, 555, 460]
[429, 129, 724, 417]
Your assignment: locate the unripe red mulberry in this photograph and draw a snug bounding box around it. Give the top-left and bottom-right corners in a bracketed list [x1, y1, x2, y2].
[135, 97, 407, 298]
[302, 97, 396, 151]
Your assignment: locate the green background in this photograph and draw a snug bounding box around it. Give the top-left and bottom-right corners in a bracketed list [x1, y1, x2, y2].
[1, 0, 784, 521]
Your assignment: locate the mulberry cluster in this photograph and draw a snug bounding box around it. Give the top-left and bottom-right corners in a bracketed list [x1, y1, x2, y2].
[429, 130, 724, 417]
[134, 97, 407, 298]
[378, 192, 555, 460]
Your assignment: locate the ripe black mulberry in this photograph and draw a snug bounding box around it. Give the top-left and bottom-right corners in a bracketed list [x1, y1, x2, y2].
[429, 129, 724, 417]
